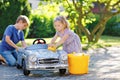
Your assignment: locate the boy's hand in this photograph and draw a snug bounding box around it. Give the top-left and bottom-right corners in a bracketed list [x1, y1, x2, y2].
[16, 47, 25, 51]
[15, 46, 19, 51]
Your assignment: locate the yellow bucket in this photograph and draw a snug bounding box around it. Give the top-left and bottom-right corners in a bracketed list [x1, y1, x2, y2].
[68, 53, 90, 74]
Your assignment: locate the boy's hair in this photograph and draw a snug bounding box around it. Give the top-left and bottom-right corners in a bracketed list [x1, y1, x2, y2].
[54, 16, 69, 28]
[16, 15, 30, 27]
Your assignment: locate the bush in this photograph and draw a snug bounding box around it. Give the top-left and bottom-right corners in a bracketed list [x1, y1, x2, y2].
[0, 0, 31, 39]
[86, 14, 120, 36]
[28, 2, 61, 38]
[86, 15, 99, 33]
[28, 14, 55, 38]
[103, 14, 120, 36]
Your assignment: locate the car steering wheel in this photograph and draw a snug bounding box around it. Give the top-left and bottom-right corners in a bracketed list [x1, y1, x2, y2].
[33, 38, 46, 44]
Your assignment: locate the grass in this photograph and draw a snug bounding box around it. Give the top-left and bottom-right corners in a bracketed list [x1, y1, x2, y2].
[17, 38, 52, 46]
[3, 35, 120, 50]
[82, 35, 120, 50]
[99, 35, 120, 46]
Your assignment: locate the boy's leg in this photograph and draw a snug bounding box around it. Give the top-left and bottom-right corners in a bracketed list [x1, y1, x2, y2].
[1, 51, 16, 66]
[0, 43, 5, 64]
[12, 50, 18, 60]
[0, 55, 6, 63]
[15, 50, 22, 65]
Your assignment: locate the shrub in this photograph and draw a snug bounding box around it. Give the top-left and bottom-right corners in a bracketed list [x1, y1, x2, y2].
[0, 0, 31, 39]
[28, 14, 55, 38]
[28, 2, 60, 38]
[103, 14, 120, 36]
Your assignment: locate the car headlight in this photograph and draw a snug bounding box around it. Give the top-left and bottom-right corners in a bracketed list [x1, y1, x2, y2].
[60, 54, 67, 60]
[60, 60, 68, 64]
[29, 55, 37, 62]
[59, 54, 68, 64]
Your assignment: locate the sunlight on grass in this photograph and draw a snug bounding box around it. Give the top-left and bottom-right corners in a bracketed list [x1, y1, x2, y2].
[17, 38, 52, 46]
[98, 35, 120, 46]
[2, 35, 119, 50]
[80, 35, 120, 50]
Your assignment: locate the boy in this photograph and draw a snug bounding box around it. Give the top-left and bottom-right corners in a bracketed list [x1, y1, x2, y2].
[0, 15, 30, 66]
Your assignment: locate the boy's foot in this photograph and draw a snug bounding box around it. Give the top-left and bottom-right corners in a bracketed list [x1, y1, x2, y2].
[0, 60, 2, 65]
[0, 60, 6, 65]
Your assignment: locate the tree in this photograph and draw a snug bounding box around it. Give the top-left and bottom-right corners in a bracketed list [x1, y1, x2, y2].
[70, 0, 120, 43]
[0, 0, 31, 39]
[41, 0, 120, 43]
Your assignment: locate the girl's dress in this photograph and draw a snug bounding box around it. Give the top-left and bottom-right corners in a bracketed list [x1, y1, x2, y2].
[57, 28, 82, 53]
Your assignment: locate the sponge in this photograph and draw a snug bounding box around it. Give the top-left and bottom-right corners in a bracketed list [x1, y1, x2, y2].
[48, 46, 56, 52]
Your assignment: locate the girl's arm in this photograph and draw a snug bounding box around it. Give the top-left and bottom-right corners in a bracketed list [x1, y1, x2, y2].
[5, 35, 19, 50]
[55, 34, 69, 47]
[50, 33, 58, 44]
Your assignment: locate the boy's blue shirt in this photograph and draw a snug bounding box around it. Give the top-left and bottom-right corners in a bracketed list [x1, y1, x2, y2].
[1, 25, 24, 51]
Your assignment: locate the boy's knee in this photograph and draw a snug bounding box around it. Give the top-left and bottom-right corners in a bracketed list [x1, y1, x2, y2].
[8, 63, 16, 66]
[8, 61, 16, 66]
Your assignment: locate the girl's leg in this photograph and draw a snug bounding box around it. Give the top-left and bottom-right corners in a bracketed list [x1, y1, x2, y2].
[1, 51, 16, 66]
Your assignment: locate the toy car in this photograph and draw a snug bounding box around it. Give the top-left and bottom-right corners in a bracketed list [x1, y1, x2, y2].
[16, 38, 68, 76]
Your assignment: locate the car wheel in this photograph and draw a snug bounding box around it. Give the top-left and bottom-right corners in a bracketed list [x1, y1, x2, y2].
[22, 60, 30, 76]
[16, 63, 22, 69]
[59, 69, 66, 75]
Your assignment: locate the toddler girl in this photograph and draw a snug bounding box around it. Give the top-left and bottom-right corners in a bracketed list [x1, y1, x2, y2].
[49, 16, 82, 53]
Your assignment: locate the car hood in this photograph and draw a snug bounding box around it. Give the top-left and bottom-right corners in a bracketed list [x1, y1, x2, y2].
[18, 44, 67, 59]
[23, 49, 59, 59]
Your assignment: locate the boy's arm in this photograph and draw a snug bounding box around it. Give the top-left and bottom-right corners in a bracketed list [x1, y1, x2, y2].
[21, 40, 27, 48]
[5, 35, 19, 50]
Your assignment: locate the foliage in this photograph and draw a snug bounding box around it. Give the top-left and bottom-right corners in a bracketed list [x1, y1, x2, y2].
[0, 0, 31, 39]
[42, 0, 120, 44]
[103, 14, 120, 36]
[86, 14, 120, 37]
[86, 15, 100, 33]
[16, 35, 120, 50]
[28, 14, 55, 38]
[28, 2, 60, 38]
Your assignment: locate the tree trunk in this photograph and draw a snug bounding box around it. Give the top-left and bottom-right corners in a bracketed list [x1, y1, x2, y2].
[76, 15, 112, 43]
[75, 25, 82, 41]
[93, 16, 111, 42]
[94, 25, 105, 42]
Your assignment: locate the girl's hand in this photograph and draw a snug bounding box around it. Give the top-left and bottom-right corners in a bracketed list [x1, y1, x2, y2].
[48, 43, 56, 48]
[48, 43, 57, 52]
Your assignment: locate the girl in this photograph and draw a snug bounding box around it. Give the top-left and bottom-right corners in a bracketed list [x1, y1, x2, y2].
[49, 16, 82, 53]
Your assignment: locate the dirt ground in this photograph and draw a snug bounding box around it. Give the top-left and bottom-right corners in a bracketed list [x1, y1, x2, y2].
[0, 46, 120, 80]
[88, 46, 120, 80]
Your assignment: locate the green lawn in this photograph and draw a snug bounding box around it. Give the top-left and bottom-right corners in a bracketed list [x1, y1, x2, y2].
[16, 38, 52, 46]
[4, 35, 120, 49]
[82, 35, 120, 50]
[99, 35, 120, 46]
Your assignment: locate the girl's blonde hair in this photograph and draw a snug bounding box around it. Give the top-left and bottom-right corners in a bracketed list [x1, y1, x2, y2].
[54, 16, 69, 28]
[16, 15, 30, 27]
